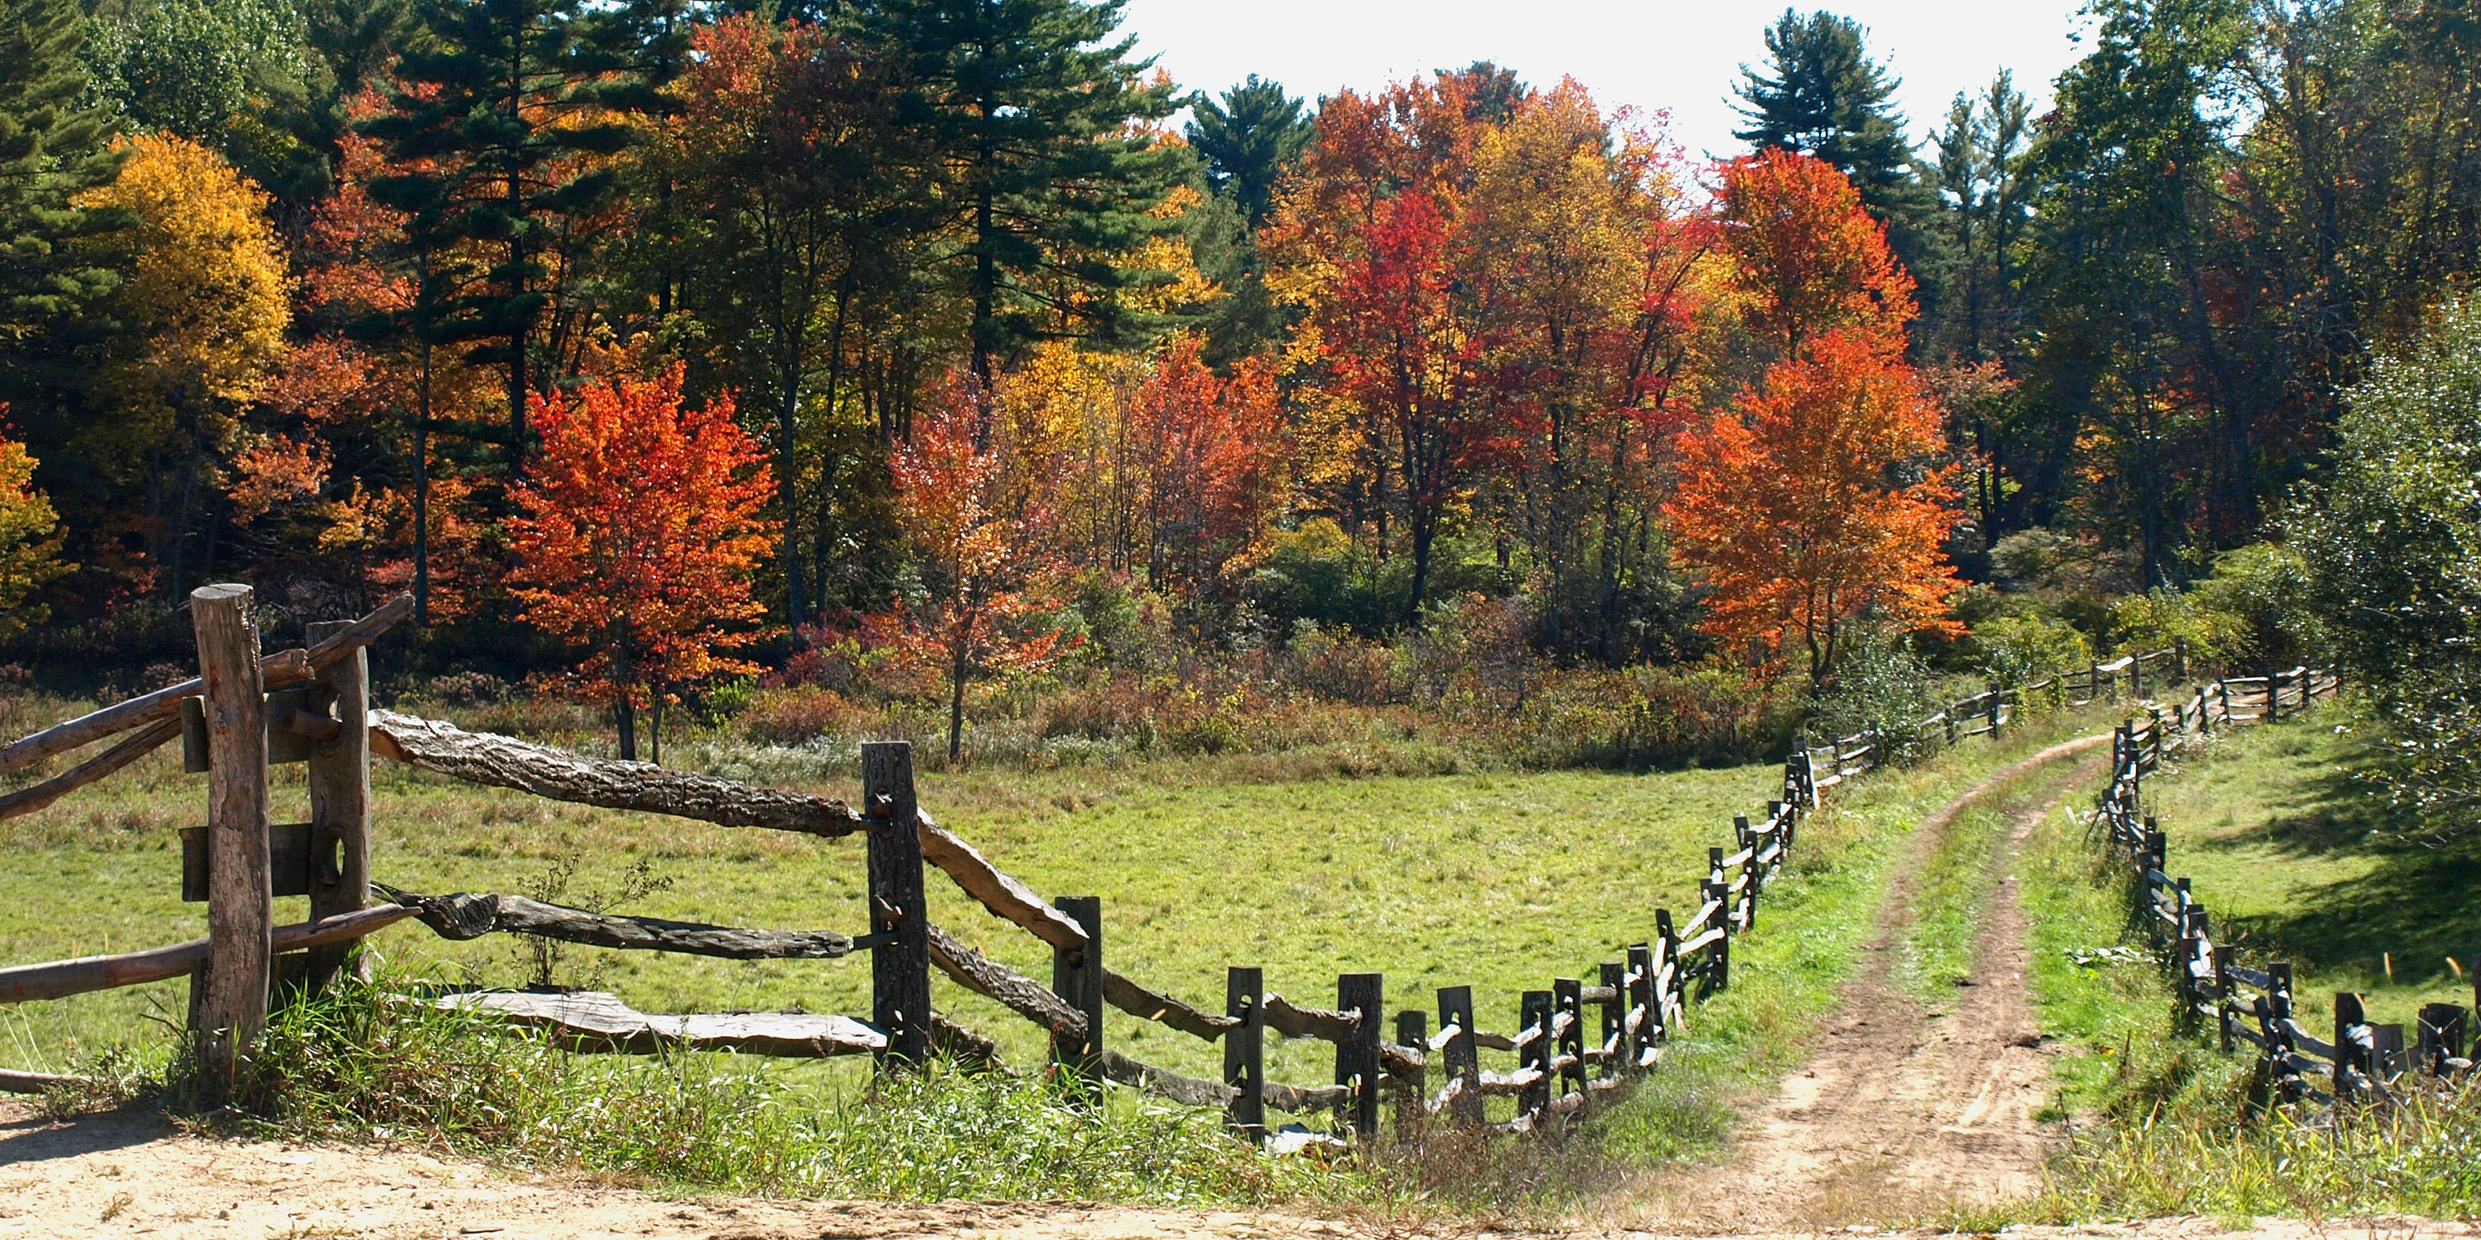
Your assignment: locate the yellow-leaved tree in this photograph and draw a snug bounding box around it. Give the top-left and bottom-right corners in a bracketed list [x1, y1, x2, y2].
[0, 429, 69, 643]
[74, 133, 291, 589]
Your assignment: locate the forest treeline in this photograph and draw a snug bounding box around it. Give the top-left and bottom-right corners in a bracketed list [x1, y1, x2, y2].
[0, 0, 2474, 771]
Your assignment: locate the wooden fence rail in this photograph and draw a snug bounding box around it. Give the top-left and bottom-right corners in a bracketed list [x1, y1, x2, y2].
[2077, 668, 2452, 1115]
[0, 589, 2240, 1137]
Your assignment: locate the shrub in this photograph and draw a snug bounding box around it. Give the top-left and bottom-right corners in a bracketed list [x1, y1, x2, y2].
[1975, 612, 2092, 698]
[1810, 626, 1944, 764]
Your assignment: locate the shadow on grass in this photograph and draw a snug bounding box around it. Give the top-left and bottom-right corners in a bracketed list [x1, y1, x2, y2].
[2206, 752, 2481, 978]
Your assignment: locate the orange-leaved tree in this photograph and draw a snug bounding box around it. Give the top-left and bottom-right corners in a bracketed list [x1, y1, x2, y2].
[1715, 146, 1915, 361]
[509, 364, 774, 762]
[886, 372, 1075, 761]
[1666, 331, 1962, 683]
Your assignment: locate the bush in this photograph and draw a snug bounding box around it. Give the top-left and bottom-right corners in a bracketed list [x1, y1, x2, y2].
[1975, 612, 2092, 698]
[1810, 627, 1945, 765]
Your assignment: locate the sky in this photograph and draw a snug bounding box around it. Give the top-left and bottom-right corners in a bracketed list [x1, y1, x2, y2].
[1118, 0, 2098, 160]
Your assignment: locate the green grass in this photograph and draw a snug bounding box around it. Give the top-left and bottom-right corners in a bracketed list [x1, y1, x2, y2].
[0, 689, 2116, 1208]
[1997, 700, 2481, 1221]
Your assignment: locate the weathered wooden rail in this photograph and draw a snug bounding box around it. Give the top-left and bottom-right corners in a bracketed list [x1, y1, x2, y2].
[0, 589, 2223, 1148]
[2078, 668, 2470, 1115]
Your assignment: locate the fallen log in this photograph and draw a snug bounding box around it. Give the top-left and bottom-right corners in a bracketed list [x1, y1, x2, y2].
[0, 594, 409, 779]
[435, 989, 884, 1057]
[1102, 969, 1238, 1041]
[0, 904, 419, 1004]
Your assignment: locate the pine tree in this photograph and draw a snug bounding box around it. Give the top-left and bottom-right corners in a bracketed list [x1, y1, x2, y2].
[360, 0, 641, 474]
[1186, 74, 1308, 229]
[1732, 9, 1944, 308]
[862, 0, 1185, 405]
[0, 0, 125, 344]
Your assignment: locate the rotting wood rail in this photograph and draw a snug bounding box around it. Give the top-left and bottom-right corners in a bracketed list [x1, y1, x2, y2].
[0, 594, 2200, 1143]
[2080, 668, 2473, 1115]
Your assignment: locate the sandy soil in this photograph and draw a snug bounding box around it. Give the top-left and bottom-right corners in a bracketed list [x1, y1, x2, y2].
[1642, 736, 2114, 1231]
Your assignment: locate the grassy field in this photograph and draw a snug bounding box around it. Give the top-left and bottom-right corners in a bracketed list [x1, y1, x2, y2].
[0, 688, 2120, 1205]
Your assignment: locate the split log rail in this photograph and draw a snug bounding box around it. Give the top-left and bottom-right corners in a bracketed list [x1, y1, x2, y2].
[2080, 667, 2463, 1116]
[0, 589, 2238, 1145]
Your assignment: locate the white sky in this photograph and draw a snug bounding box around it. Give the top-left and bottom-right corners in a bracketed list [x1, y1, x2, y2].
[1119, 0, 2099, 160]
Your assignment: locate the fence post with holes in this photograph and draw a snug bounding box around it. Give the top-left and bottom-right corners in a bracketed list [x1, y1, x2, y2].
[1337, 972, 1383, 1140]
[1599, 962, 1624, 1079]
[862, 742, 932, 1067]
[1437, 984, 1484, 1128]
[1736, 815, 1758, 931]
[1518, 990, 1552, 1124]
[1553, 976, 1584, 1101]
[303, 618, 371, 996]
[1626, 943, 1656, 1067]
[1986, 681, 2003, 740]
[190, 583, 271, 1100]
[2335, 991, 2367, 1108]
[1050, 895, 1104, 1097]
[1224, 966, 1265, 1141]
[2418, 1004, 2466, 1076]
[1393, 1009, 1426, 1139]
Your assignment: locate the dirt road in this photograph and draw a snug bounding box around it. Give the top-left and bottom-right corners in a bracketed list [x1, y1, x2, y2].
[1642, 736, 2113, 1230]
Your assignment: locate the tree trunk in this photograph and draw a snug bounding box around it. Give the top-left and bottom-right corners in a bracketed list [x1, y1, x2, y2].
[615, 696, 637, 762]
[947, 619, 971, 761]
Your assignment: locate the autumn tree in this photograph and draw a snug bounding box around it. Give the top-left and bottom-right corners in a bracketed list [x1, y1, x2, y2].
[1715, 146, 1915, 364]
[1668, 331, 1960, 683]
[660, 13, 927, 633]
[886, 373, 1072, 760]
[1269, 75, 1515, 627]
[1464, 80, 1709, 662]
[0, 429, 69, 642]
[509, 363, 773, 762]
[74, 133, 293, 595]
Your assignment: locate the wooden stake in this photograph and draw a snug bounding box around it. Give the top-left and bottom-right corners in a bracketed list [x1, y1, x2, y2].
[862, 741, 931, 1066]
[191, 583, 271, 1099]
[1224, 966, 1265, 1141]
[1436, 984, 1483, 1128]
[303, 619, 371, 994]
[1336, 972, 1382, 1140]
[1050, 895, 1103, 1096]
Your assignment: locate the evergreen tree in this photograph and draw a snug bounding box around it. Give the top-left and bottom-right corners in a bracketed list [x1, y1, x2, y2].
[1732, 9, 1944, 310]
[360, 0, 642, 473]
[862, 0, 1185, 405]
[0, 0, 125, 344]
[1185, 74, 1307, 229]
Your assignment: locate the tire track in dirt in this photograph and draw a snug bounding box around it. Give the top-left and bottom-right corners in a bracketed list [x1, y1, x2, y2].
[1643, 734, 2114, 1231]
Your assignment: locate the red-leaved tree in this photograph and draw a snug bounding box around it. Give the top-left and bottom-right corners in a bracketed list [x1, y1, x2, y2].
[885, 373, 1075, 760]
[509, 363, 774, 761]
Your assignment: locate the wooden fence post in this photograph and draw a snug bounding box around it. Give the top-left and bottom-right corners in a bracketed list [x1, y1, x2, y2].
[2417, 1003, 2466, 1076]
[1518, 990, 1551, 1125]
[2174, 637, 2188, 682]
[1625, 944, 1656, 1068]
[863, 741, 932, 1067]
[2267, 670, 2284, 723]
[1436, 984, 1484, 1128]
[1987, 680, 2003, 740]
[1598, 961, 1624, 1080]
[2215, 946, 2239, 1054]
[1393, 1009, 1426, 1138]
[191, 583, 271, 1100]
[1337, 972, 1383, 1140]
[1224, 966, 1265, 1142]
[1552, 977, 1584, 1102]
[2335, 990, 2366, 1108]
[1655, 909, 1682, 1028]
[302, 618, 370, 995]
[1050, 895, 1104, 1097]
[1735, 816, 1758, 932]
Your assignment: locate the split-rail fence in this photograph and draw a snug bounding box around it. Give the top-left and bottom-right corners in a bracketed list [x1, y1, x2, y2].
[0, 582, 2221, 1144]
